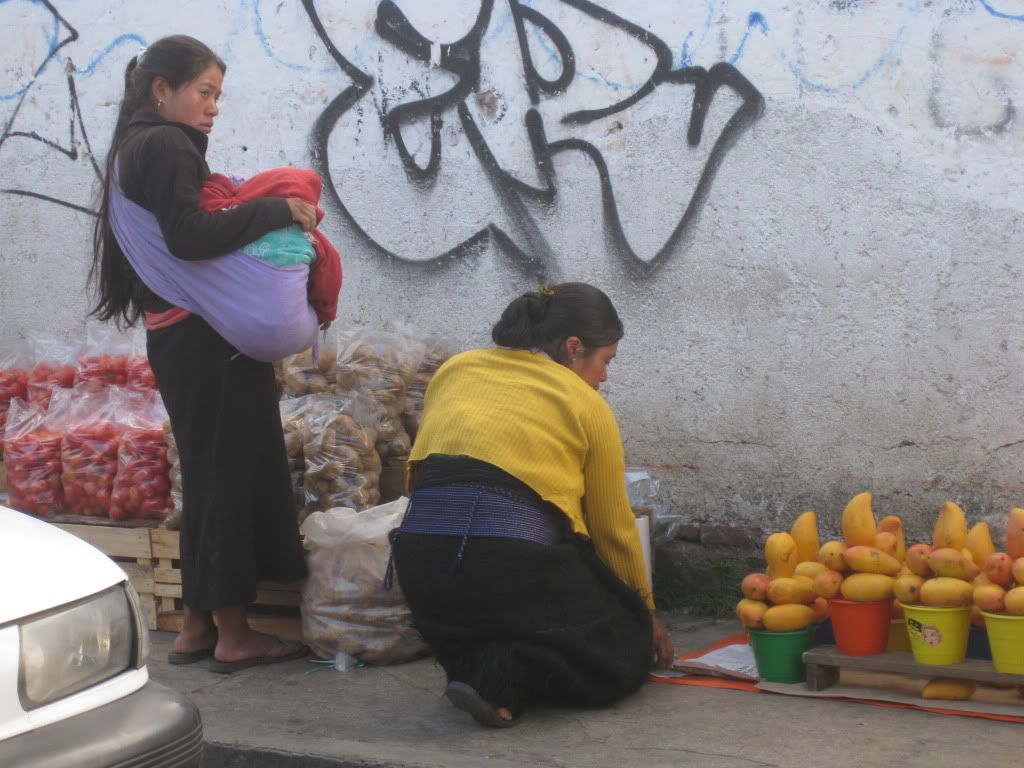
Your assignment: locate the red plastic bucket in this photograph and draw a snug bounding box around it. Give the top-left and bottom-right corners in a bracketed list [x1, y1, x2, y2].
[828, 598, 891, 655]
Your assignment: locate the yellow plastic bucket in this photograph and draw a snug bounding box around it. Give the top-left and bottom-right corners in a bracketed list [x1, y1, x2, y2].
[981, 611, 1024, 674]
[899, 604, 970, 665]
[886, 619, 910, 652]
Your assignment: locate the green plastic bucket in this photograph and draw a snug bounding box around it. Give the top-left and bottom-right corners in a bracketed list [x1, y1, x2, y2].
[749, 627, 814, 683]
[900, 604, 970, 665]
[981, 611, 1024, 674]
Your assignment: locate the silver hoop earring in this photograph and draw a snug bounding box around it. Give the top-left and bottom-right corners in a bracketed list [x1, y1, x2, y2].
[156, 100, 164, 108]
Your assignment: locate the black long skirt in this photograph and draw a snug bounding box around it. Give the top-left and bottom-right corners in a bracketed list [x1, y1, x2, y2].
[391, 530, 653, 716]
[147, 315, 307, 611]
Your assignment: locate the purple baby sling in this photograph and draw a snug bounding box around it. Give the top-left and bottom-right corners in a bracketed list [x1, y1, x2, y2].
[108, 174, 318, 362]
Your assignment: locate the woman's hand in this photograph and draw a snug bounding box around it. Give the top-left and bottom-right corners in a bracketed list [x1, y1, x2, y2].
[286, 198, 318, 232]
[651, 611, 674, 669]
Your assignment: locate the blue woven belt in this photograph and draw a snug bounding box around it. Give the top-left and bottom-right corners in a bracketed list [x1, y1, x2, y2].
[384, 484, 562, 589]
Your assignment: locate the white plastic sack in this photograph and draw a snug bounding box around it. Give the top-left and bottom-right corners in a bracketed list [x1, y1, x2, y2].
[300, 497, 429, 665]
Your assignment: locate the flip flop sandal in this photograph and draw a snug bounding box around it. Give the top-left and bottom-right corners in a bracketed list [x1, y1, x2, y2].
[208, 638, 309, 674]
[167, 647, 216, 665]
[444, 682, 520, 728]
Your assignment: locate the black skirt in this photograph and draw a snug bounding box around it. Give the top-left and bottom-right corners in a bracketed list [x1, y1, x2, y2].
[392, 523, 653, 716]
[147, 314, 307, 611]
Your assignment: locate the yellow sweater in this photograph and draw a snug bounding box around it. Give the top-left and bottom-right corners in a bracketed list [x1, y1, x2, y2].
[408, 347, 654, 609]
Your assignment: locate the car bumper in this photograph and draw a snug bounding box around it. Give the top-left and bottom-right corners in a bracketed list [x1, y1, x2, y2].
[0, 680, 202, 768]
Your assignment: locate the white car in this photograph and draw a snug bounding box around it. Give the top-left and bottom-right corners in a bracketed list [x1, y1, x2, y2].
[0, 506, 202, 766]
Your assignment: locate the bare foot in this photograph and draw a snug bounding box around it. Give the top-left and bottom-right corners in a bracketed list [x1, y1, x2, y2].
[214, 628, 303, 663]
[496, 706, 514, 722]
[173, 607, 217, 654]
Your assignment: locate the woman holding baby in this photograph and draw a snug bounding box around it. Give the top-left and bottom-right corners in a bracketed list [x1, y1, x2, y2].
[90, 35, 316, 672]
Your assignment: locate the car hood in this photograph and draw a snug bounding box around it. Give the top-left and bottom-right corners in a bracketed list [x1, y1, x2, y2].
[0, 507, 126, 624]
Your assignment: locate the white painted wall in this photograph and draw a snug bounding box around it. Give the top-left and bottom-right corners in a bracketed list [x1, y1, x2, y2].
[2, 0, 1022, 540]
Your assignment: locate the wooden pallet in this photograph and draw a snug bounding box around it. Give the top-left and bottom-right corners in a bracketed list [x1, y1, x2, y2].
[53, 521, 159, 631]
[150, 529, 304, 640]
[803, 646, 1024, 692]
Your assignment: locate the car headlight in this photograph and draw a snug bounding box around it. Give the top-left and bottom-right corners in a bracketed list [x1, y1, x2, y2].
[19, 585, 135, 710]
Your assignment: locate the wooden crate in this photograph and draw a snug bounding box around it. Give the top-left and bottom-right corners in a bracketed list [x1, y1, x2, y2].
[803, 646, 1024, 692]
[53, 519, 159, 631]
[150, 529, 304, 640]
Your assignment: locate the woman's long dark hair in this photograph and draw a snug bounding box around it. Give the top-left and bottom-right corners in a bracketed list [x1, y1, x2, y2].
[89, 35, 225, 326]
[491, 282, 624, 361]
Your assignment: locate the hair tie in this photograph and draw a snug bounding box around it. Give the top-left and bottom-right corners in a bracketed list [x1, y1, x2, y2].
[538, 285, 555, 297]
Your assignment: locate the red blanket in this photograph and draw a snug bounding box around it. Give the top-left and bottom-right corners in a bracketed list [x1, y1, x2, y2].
[201, 169, 342, 328]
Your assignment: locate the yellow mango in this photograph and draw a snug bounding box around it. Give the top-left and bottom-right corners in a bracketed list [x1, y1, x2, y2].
[817, 540, 849, 572]
[893, 574, 925, 605]
[841, 492, 877, 547]
[922, 679, 976, 701]
[1013, 557, 1024, 586]
[1007, 508, 1024, 560]
[790, 511, 820, 564]
[840, 573, 895, 602]
[736, 598, 769, 629]
[767, 577, 818, 605]
[927, 548, 980, 582]
[794, 561, 828, 581]
[933, 501, 967, 550]
[810, 596, 830, 623]
[762, 603, 815, 631]
[842, 545, 902, 576]
[905, 544, 934, 578]
[873, 532, 899, 559]
[1005, 587, 1024, 616]
[878, 515, 906, 562]
[983, 552, 1014, 588]
[813, 569, 844, 599]
[741, 573, 770, 601]
[765, 532, 799, 580]
[920, 577, 973, 608]
[973, 584, 1006, 613]
[965, 523, 996, 567]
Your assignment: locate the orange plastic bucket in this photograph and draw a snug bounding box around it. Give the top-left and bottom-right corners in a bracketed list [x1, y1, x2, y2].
[828, 598, 891, 655]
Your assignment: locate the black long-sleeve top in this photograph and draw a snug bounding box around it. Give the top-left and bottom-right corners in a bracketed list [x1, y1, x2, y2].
[117, 109, 292, 312]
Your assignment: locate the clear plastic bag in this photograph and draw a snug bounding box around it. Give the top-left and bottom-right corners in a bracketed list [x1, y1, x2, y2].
[0, 343, 32, 454]
[278, 347, 338, 397]
[161, 420, 183, 530]
[300, 498, 429, 665]
[60, 385, 123, 517]
[279, 397, 309, 522]
[4, 393, 70, 516]
[110, 390, 173, 521]
[126, 329, 157, 391]
[76, 326, 132, 387]
[625, 468, 683, 546]
[27, 336, 80, 409]
[302, 393, 384, 513]
[402, 335, 454, 440]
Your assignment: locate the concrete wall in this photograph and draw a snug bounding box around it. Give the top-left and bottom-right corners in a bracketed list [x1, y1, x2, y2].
[2, 1, 1022, 542]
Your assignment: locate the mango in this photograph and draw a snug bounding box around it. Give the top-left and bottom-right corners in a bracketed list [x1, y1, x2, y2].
[841, 492, 877, 547]
[763, 603, 815, 631]
[1013, 557, 1024, 586]
[893, 574, 925, 605]
[873, 532, 899, 559]
[741, 573, 770, 601]
[933, 501, 967, 550]
[1005, 587, 1024, 616]
[927, 548, 980, 581]
[1006, 508, 1024, 560]
[811, 596, 830, 623]
[843, 545, 902, 576]
[736, 598, 769, 629]
[920, 577, 973, 608]
[965, 522, 996, 567]
[765, 532, 799, 580]
[817, 540, 848, 572]
[922, 678, 976, 701]
[877, 515, 906, 562]
[793, 561, 828, 581]
[813, 569, 844, 599]
[840, 573, 895, 602]
[790, 511, 820, 564]
[972, 572, 990, 587]
[905, 544, 934, 578]
[983, 552, 1014, 588]
[767, 577, 817, 605]
[973, 583, 1006, 613]
[970, 604, 985, 627]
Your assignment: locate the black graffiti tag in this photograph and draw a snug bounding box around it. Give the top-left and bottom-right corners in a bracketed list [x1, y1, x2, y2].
[302, 0, 765, 277]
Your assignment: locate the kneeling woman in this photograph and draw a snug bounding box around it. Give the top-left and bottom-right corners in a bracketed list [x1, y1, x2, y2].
[390, 283, 674, 727]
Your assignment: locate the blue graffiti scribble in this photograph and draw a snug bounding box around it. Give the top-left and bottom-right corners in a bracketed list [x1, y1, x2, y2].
[68, 33, 147, 77]
[0, 5, 59, 102]
[680, 0, 716, 68]
[729, 11, 769, 65]
[980, 1, 1024, 21]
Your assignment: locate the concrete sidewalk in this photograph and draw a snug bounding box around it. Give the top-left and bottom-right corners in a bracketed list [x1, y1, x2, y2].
[148, 614, 1022, 768]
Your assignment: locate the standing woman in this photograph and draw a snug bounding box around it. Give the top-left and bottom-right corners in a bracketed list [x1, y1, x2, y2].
[90, 36, 317, 672]
[391, 283, 674, 727]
